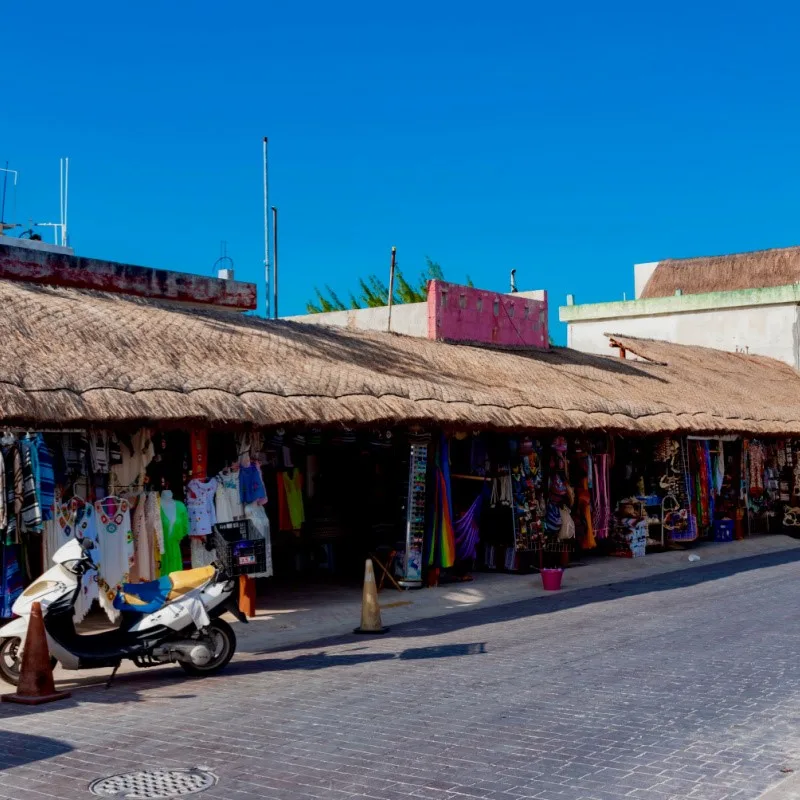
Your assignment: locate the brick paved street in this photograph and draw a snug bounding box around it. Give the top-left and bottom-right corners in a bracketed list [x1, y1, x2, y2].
[2, 548, 800, 800]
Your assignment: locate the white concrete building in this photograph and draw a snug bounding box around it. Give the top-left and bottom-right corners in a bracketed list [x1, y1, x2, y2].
[559, 246, 800, 368]
[285, 290, 547, 338]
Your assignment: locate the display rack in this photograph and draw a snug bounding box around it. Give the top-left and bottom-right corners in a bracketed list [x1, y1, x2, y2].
[398, 443, 428, 588]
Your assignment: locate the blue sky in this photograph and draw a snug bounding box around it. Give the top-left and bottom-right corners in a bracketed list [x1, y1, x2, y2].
[3, 1, 799, 341]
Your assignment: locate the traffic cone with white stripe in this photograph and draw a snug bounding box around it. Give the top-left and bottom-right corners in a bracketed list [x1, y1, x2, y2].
[354, 559, 388, 634]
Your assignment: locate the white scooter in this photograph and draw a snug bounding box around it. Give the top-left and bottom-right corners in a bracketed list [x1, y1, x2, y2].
[0, 538, 246, 686]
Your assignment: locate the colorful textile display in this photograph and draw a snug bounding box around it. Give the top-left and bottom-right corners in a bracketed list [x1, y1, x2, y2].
[454, 482, 489, 562]
[215, 470, 244, 522]
[280, 469, 305, 530]
[0, 536, 22, 618]
[428, 435, 456, 569]
[57, 499, 99, 623]
[690, 440, 715, 530]
[591, 454, 611, 539]
[186, 478, 219, 536]
[20, 438, 42, 534]
[35, 435, 55, 521]
[239, 463, 267, 505]
[94, 495, 135, 621]
[160, 493, 189, 576]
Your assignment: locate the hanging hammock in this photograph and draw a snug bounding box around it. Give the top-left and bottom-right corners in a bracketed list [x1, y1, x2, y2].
[454, 481, 490, 562]
[428, 434, 456, 569]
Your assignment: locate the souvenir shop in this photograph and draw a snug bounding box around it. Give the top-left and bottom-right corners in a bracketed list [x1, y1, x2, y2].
[606, 435, 800, 551]
[0, 425, 429, 619]
[3, 425, 799, 621]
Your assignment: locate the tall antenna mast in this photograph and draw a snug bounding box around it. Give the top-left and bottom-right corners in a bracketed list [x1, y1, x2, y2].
[262, 137, 271, 318]
[62, 157, 69, 247]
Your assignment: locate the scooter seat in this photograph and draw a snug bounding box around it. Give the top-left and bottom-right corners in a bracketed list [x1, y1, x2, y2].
[113, 566, 216, 614]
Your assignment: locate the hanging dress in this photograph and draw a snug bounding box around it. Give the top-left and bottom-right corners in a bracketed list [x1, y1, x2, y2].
[186, 478, 218, 536]
[160, 499, 189, 576]
[281, 470, 305, 530]
[215, 471, 244, 523]
[187, 478, 218, 569]
[94, 496, 134, 622]
[129, 495, 154, 582]
[56, 499, 99, 623]
[144, 492, 165, 576]
[243, 503, 274, 578]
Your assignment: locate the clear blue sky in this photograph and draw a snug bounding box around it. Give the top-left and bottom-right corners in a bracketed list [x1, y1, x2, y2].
[4, 1, 799, 342]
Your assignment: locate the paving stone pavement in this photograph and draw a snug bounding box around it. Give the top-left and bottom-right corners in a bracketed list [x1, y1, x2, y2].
[2, 548, 800, 800]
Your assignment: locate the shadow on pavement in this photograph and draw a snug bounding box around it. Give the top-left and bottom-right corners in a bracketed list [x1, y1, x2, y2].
[3, 548, 795, 703]
[254, 546, 800, 654]
[0, 732, 72, 769]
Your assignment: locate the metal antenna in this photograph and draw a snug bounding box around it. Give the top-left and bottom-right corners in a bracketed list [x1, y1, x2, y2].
[271, 206, 279, 319]
[262, 137, 271, 318]
[1, 161, 8, 225]
[63, 157, 69, 246]
[0, 165, 19, 233]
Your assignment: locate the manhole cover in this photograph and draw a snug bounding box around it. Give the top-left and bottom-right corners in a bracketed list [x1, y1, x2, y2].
[89, 768, 217, 798]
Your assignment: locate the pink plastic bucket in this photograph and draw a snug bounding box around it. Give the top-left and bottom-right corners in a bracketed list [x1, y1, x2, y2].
[541, 568, 564, 591]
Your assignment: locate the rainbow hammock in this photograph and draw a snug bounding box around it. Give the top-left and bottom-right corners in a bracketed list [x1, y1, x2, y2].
[428, 434, 456, 569]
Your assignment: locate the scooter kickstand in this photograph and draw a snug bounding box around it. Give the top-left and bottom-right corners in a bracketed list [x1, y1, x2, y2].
[105, 662, 121, 690]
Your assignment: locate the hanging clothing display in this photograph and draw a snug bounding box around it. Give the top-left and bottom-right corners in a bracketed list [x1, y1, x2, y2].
[129, 496, 150, 582]
[94, 496, 134, 621]
[57, 499, 99, 623]
[591, 453, 611, 539]
[5, 444, 22, 544]
[428, 435, 456, 570]
[186, 477, 218, 536]
[111, 429, 154, 492]
[36, 435, 55, 521]
[61, 433, 88, 477]
[20, 438, 43, 534]
[0, 537, 22, 619]
[243, 502, 273, 577]
[160, 493, 189, 576]
[0, 444, 6, 533]
[144, 492, 165, 575]
[190, 538, 216, 569]
[215, 470, 244, 523]
[239, 462, 267, 505]
[454, 482, 489, 562]
[280, 469, 305, 530]
[89, 431, 111, 474]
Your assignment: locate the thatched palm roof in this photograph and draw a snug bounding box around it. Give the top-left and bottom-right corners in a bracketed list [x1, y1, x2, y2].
[641, 245, 800, 298]
[2, 280, 799, 435]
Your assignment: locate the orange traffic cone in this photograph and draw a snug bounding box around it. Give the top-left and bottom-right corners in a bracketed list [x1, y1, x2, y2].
[354, 559, 388, 634]
[2, 601, 71, 705]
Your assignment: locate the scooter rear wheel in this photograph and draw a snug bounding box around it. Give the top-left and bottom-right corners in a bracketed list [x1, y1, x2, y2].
[179, 619, 236, 677]
[0, 637, 21, 686]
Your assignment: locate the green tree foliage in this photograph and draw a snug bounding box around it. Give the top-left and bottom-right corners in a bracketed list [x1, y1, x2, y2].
[306, 258, 446, 313]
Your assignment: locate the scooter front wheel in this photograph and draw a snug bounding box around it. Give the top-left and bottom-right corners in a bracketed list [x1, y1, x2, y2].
[0, 638, 57, 686]
[179, 619, 236, 677]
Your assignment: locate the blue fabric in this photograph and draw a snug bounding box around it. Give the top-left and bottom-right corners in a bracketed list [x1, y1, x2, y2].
[113, 576, 173, 614]
[239, 463, 267, 505]
[35, 435, 56, 521]
[1, 541, 22, 618]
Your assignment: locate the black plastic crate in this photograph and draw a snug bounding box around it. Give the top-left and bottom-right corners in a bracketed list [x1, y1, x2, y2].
[213, 520, 266, 576]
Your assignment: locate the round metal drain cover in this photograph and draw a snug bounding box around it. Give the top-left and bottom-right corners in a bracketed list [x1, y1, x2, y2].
[89, 768, 217, 798]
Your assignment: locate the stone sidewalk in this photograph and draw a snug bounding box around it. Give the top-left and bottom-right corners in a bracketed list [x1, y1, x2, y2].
[50, 534, 800, 689]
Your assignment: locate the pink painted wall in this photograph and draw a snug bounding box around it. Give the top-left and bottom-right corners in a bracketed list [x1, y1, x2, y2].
[427, 280, 548, 348]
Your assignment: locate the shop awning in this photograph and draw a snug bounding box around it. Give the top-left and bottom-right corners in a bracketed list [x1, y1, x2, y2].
[1, 279, 799, 435]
